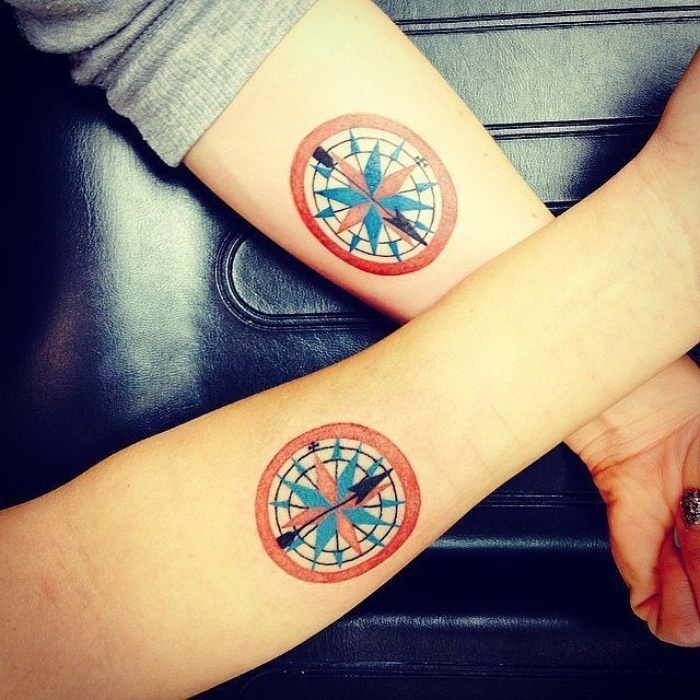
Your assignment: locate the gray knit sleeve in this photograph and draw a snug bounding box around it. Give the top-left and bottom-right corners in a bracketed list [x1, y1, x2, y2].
[10, 0, 317, 165]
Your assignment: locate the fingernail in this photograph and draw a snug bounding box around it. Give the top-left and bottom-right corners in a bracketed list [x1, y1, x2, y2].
[681, 489, 700, 529]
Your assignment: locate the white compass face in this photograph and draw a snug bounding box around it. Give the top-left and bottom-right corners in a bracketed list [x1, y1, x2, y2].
[292, 115, 456, 275]
[256, 423, 420, 583]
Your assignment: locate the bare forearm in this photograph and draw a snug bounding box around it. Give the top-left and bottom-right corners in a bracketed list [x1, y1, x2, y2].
[2, 142, 698, 697]
[185, 0, 550, 321]
[3, 0, 700, 694]
[184, 0, 697, 457]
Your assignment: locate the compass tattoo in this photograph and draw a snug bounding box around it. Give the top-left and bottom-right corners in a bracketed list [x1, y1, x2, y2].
[290, 114, 457, 275]
[256, 423, 420, 583]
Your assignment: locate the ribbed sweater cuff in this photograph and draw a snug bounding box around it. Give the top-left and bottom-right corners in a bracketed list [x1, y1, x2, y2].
[73, 0, 317, 166]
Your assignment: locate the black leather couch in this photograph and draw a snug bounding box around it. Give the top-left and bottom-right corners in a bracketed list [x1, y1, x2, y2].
[2, 1, 699, 697]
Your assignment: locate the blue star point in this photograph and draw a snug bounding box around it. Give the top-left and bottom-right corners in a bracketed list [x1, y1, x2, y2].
[312, 138, 435, 256]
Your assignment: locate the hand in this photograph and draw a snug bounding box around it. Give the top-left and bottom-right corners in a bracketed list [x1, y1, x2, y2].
[672, 405, 700, 644]
[568, 356, 700, 645]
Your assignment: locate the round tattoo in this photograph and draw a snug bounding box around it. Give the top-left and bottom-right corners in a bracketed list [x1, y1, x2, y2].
[290, 114, 457, 275]
[256, 423, 420, 583]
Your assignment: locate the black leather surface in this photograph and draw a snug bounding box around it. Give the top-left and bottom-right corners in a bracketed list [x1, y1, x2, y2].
[1, 1, 700, 697]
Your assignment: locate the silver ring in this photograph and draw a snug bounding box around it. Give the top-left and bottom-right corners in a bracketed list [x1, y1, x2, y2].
[681, 489, 700, 528]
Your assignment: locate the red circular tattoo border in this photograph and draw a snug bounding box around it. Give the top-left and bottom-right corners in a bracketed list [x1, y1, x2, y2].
[255, 423, 421, 583]
[290, 114, 457, 276]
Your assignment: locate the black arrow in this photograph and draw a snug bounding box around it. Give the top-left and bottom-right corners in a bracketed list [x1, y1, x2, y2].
[313, 146, 335, 169]
[276, 468, 393, 550]
[383, 209, 427, 246]
[347, 470, 393, 503]
[312, 148, 428, 247]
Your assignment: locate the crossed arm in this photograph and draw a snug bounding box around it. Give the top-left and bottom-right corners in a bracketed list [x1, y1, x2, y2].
[1, 1, 699, 697]
[189, 0, 700, 643]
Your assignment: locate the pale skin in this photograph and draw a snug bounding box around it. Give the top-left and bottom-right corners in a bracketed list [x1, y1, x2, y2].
[1, 2, 700, 699]
[187, 0, 700, 645]
[569, 356, 700, 643]
[568, 51, 700, 645]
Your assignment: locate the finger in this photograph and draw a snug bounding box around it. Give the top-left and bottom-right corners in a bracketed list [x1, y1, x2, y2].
[676, 487, 700, 611]
[595, 463, 677, 624]
[653, 534, 700, 646]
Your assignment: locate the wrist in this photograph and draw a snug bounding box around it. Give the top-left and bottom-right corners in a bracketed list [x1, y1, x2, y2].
[632, 47, 700, 302]
[640, 134, 700, 255]
[566, 356, 700, 470]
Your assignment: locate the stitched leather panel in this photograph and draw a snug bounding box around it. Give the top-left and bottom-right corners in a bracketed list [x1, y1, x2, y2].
[2, 2, 700, 696]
